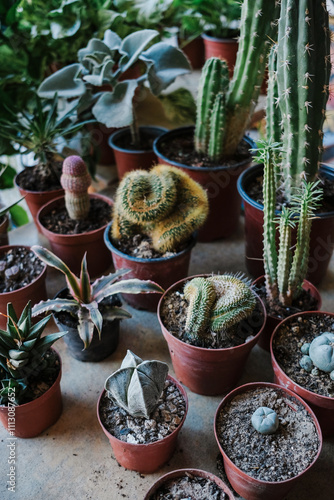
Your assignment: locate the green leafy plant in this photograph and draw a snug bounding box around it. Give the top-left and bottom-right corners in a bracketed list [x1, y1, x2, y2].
[251, 407, 279, 435]
[31, 245, 164, 348]
[38, 28, 191, 146]
[111, 164, 209, 253]
[104, 349, 169, 418]
[0, 301, 66, 406]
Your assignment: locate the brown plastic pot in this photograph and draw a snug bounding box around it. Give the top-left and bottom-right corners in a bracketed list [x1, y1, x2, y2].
[214, 382, 322, 500]
[237, 163, 334, 285]
[0, 350, 62, 438]
[15, 170, 63, 230]
[178, 36, 205, 69]
[144, 468, 235, 499]
[153, 126, 254, 242]
[104, 223, 196, 312]
[202, 33, 238, 76]
[87, 122, 116, 165]
[109, 126, 167, 181]
[157, 275, 267, 396]
[252, 276, 322, 352]
[271, 311, 334, 437]
[0, 245, 47, 329]
[0, 214, 9, 246]
[97, 375, 188, 474]
[36, 194, 113, 277]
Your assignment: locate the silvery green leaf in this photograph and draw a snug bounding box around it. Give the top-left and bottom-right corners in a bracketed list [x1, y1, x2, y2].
[105, 367, 133, 409]
[38, 63, 85, 98]
[92, 80, 138, 128]
[137, 360, 169, 395]
[119, 29, 159, 74]
[78, 39, 111, 62]
[121, 350, 143, 369]
[103, 30, 122, 50]
[127, 370, 160, 418]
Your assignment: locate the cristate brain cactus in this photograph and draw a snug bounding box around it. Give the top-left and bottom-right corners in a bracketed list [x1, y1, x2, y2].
[251, 407, 279, 435]
[300, 332, 334, 380]
[60, 155, 91, 220]
[104, 350, 169, 419]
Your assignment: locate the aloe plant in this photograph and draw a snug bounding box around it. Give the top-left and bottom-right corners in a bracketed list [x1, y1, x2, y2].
[31, 246, 164, 348]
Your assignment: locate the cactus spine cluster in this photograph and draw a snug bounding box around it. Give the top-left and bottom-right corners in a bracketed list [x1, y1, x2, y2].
[184, 275, 256, 343]
[112, 165, 209, 253]
[60, 155, 91, 220]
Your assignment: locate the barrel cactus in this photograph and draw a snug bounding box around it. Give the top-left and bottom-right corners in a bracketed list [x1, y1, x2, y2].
[251, 407, 279, 435]
[300, 333, 334, 381]
[60, 155, 91, 220]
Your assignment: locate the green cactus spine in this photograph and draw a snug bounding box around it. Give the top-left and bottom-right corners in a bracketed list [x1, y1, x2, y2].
[60, 156, 91, 220]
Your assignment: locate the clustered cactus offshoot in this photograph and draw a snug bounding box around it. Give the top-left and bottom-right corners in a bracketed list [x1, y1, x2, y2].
[300, 332, 334, 381]
[251, 407, 279, 435]
[111, 164, 209, 253]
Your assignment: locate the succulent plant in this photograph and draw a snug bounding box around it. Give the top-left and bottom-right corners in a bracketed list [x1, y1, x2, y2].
[31, 246, 164, 348]
[300, 333, 334, 380]
[104, 350, 169, 419]
[60, 155, 91, 220]
[184, 274, 256, 343]
[111, 164, 209, 253]
[251, 407, 279, 435]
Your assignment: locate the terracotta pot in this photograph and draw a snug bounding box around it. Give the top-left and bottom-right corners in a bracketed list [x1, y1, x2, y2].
[144, 468, 235, 500]
[15, 170, 64, 231]
[157, 275, 266, 396]
[0, 214, 9, 246]
[0, 245, 47, 329]
[252, 276, 322, 352]
[97, 375, 188, 473]
[202, 33, 238, 76]
[237, 163, 334, 285]
[178, 36, 205, 69]
[36, 194, 113, 277]
[0, 350, 62, 438]
[153, 126, 254, 242]
[271, 311, 334, 437]
[214, 382, 322, 500]
[109, 126, 167, 181]
[104, 223, 196, 312]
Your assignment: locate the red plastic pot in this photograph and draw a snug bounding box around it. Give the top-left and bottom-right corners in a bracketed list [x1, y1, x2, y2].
[0, 245, 47, 329]
[153, 126, 254, 242]
[179, 36, 205, 69]
[0, 214, 9, 246]
[36, 194, 113, 277]
[271, 311, 334, 437]
[237, 163, 334, 285]
[104, 223, 196, 312]
[202, 33, 238, 76]
[144, 468, 235, 499]
[252, 276, 322, 352]
[157, 275, 267, 396]
[0, 350, 62, 438]
[214, 382, 322, 500]
[15, 170, 64, 231]
[109, 126, 167, 181]
[97, 375, 188, 474]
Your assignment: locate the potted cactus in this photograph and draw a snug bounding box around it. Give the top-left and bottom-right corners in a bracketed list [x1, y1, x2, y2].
[38, 28, 191, 176]
[238, 0, 334, 284]
[97, 350, 188, 473]
[36, 155, 113, 277]
[104, 164, 208, 311]
[0, 302, 67, 438]
[31, 246, 163, 362]
[157, 273, 266, 395]
[250, 140, 322, 351]
[154, 0, 280, 241]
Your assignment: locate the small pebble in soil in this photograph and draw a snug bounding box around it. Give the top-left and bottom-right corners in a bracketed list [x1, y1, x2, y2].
[0, 247, 45, 293]
[149, 472, 229, 500]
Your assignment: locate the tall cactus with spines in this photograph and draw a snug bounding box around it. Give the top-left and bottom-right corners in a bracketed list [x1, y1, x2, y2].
[60, 155, 91, 220]
[112, 165, 209, 253]
[276, 207, 294, 305]
[208, 93, 226, 163]
[266, 45, 282, 156]
[276, 0, 331, 201]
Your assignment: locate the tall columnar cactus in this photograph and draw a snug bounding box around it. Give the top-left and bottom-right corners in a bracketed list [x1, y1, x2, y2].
[112, 165, 209, 253]
[266, 45, 282, 152]
[184, 275, 256, 343]
[275, 0, 331, 200]
[60, 155, 91, 220]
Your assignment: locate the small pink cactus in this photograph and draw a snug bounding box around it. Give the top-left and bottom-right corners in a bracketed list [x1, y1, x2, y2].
[61, 156, 91, 220]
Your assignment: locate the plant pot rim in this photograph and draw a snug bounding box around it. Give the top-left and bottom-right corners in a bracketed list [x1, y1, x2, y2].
[97, 374, 188, 448]
[237, 163, 334, 218]
[153, 126, 254, 172]
[15, 169, 64, 196]
[252, 275, 322, 321]
[157, 273, 267, 354]
[201, 32, 239, 42]
[108, 125, 168, 154]
[36, 193, 112, 239]
[214, 381, 323, 486]
[104, 222, 197, 263]
[144, 468, 235, 500]
[0, 244, 47, 297]
[270, 310, 334, 404]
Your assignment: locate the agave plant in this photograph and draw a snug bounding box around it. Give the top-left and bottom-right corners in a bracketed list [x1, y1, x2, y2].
[31, 245, 164, 348]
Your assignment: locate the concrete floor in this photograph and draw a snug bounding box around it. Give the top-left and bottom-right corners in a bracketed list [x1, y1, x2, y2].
[0, 210, 333, 500]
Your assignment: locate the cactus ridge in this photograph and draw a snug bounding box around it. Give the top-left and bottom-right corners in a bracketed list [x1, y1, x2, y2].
[184, 277, 216, 340]
[266, 44, 282, 156]
[61, 155, 91, 220]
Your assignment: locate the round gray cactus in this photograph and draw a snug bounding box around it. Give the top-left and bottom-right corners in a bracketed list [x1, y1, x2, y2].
[251, 407, 279, 435]
[300, 332, 334, 380]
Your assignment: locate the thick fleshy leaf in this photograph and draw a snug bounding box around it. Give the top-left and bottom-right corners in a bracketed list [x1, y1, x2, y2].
[79, 254, 91, 303]
[81, 301, 102, 336]
[50, 18, 81, 39]
[93, 279, 163, 303]
[103, 307, 132, 321]
[103, 30, 122, 50]
[121, 350, 143, 369]
[138, 360, 169, 394]
[83, 60, 115, 87]
[127, 370, 164, 418]
[105, 367, 133, 408]
[25, 314, 53, 340]
[32, 299, 78, 317]
[38, 63, 86, 99]
[92, 80, 138, 128]
[78, 39, 111, 62]
[91, 269, 131, 299]
[119, 29, 159, 74]
[34, 331, 68, 354]
[77, 308, 94, 348]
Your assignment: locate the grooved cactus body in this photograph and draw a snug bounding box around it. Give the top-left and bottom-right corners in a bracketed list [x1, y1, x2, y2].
[184, 275, 256, 342]
[61, 155, 91, 220]
[112, 165, 209, 253]
[251, 407, 279, 435]
[104, 350, 169, 419]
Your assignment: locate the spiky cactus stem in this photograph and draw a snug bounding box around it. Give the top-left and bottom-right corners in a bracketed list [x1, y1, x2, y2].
[266, 45, 282, 166]
[208, 93, 226, 162]
[276, 207, 294, 306]
[184, 278, 216, 341]
[61, 156, 91, 220]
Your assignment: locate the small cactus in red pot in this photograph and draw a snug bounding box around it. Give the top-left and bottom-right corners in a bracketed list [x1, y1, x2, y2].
[60, 155, 91, 220]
